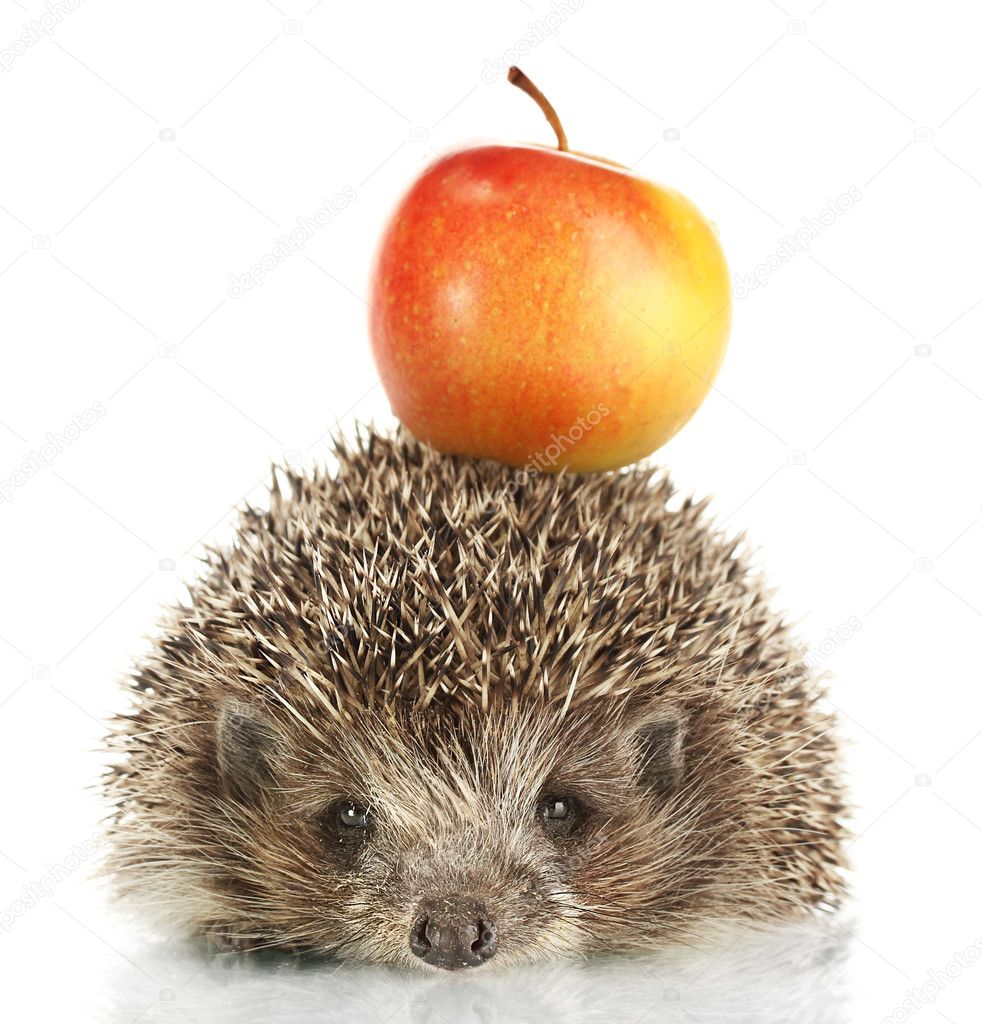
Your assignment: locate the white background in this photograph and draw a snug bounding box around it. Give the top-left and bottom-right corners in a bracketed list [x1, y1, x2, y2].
[1, 0, 980, 1020]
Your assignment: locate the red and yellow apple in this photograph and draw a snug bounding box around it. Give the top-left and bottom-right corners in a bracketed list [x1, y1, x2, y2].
[369, 69, 731, 472]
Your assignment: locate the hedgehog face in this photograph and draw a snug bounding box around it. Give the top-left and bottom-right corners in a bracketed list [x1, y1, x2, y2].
[212, 699, 689, 970]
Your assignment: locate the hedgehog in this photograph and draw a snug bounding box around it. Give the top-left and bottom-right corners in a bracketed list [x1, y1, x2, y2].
[104, 427, 847, 971]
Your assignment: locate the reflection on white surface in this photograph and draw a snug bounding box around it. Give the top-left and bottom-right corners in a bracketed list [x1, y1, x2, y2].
[94, 920, 852, 1024]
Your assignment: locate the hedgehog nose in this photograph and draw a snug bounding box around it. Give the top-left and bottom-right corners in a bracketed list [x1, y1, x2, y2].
[409, 899, 497, 969]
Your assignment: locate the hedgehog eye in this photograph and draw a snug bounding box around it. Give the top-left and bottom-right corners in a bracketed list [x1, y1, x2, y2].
[337, 799, 369, 829]
[538, 794, 583, 837]
[542, 796, 570, 821]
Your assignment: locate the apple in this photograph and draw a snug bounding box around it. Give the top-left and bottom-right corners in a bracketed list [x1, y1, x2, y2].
[369, 68, 731, 472]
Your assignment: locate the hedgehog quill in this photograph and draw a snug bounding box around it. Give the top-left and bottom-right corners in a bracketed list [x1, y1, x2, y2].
[104, 428, 846, 971]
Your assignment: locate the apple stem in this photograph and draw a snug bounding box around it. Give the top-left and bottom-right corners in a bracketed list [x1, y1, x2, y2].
[507, 66, 568, 152]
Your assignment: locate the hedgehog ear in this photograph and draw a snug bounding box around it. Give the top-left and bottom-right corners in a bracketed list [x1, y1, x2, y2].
[216, 701, 281, 801]
[632, 706, 687, 793]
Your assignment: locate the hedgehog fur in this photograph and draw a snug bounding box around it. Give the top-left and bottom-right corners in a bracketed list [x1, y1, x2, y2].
[104, 427, 847, 971]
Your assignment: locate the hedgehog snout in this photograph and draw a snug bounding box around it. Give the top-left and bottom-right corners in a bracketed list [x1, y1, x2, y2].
[409, 897, 498, 970]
